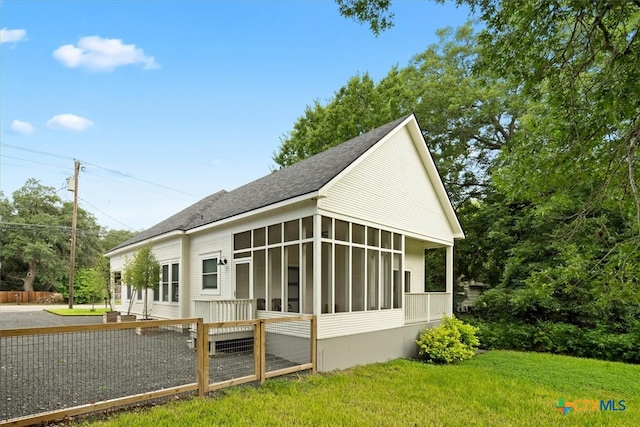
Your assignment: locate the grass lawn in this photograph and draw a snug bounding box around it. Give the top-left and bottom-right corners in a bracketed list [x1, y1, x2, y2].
[81, 350, 640, 426]
[45, 307, 111, 316]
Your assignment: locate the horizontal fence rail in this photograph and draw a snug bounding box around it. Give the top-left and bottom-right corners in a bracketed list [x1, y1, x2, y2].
[1, 315, 316, 426]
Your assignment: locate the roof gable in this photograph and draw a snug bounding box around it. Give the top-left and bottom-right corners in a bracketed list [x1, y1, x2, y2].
[320, 115, 464, 240]
[108, 115, 411, 253]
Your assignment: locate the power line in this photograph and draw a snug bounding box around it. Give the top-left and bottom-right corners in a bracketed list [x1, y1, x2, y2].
[2, 154, 71, 171]
[2, 143, 74, 161]
[3, 144, 197, 197]
[0, 221, 103, 236]
[79, 198, 136, 231]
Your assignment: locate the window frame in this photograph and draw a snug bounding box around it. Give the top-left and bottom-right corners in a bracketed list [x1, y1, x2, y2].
[201, 252, 221, 294]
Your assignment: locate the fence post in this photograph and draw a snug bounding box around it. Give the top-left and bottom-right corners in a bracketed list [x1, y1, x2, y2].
[253, 320, 261, 383]
[259, 320, 266, 384]
[196, 318, 208, 396]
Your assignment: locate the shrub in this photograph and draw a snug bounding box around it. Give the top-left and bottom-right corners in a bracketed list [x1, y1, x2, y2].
[471, 320, 640, 364]
[416, 316, 480, 364]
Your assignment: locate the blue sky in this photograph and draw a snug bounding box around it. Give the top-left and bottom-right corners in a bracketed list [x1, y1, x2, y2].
[1, 0, 472, 231]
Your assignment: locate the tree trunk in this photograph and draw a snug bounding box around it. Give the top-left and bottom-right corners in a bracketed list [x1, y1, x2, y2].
[23, 261, 36, 292]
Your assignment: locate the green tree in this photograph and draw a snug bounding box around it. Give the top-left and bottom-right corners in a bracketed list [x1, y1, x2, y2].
[334, 0, 640, 363]
[74, 268, 106, 307]
[0, 179, 101, 292]
[100, 228, 137, 253]
[274, 24, 520, 206]
[122, 245, 160, 319]
[336, 0, 639, 227]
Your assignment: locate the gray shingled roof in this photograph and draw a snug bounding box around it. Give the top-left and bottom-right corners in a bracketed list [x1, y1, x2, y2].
[109, 114, 411, 252]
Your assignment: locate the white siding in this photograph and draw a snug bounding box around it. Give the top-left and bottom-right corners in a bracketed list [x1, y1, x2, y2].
[110, 239, 182, 318]
[317, 309, 404, 339]
[320, 127, 454, 244]
[149, 240, 181, 319]
[189, 231, 232, 304]
[405, 238, 424, 294]
[153, 241, 180, 261]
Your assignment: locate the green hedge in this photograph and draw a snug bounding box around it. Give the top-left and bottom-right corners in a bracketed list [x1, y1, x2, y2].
[474, 320, 640, 364]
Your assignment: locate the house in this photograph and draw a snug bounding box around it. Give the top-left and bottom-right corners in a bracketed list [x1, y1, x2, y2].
[458, 280, 486, 312]
[105, 114, 464, 372]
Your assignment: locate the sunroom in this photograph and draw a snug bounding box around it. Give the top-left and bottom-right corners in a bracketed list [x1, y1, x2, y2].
[193, 213, 453, 339]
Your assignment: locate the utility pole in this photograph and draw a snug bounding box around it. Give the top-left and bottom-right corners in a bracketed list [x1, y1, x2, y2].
[68, 160, 80, 309]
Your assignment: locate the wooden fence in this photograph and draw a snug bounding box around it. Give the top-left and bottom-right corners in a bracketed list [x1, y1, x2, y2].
[0, 315, 316, 426]
[0, 291, 57, 304]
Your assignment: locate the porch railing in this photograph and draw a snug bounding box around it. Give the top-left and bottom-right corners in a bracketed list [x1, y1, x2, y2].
[404, 293, 451, 324]
[193, 299, 256, 323]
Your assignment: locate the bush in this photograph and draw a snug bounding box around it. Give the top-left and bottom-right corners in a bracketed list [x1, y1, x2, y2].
[471, 320, 640, 364]
[416, 316, 480, 364]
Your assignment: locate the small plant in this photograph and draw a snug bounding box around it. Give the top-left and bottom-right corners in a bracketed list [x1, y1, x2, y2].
[416, 315, 480, 364]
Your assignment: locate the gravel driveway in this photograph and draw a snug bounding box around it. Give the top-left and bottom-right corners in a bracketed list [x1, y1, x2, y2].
[1, 309, 301, 423]
[0, 309, 103, 330]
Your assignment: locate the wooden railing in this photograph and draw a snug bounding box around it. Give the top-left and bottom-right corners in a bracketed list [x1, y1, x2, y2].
[404, 293, 451, 324]
[193, 299, 256, 323]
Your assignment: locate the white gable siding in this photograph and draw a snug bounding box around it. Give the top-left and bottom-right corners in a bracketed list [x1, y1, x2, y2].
[319, 127, 454, 244]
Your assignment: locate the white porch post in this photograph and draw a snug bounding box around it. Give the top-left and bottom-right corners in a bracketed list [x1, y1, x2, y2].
[446, 245, 454, 315]
[313, 214, 322, 316]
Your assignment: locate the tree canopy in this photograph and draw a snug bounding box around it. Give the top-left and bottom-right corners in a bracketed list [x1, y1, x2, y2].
[0, 179, 138, 294]
[274, 23, 520, 206]
[0, 179, 101, 292]
[289, 0, 640, 361]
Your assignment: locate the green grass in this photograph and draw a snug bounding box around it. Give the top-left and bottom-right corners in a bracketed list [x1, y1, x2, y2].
[45, 307, 111, 316]
[80, 350, 640, 426]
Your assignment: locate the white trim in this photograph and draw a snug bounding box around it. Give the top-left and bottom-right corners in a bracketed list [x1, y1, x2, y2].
[105, 230, 184, 257]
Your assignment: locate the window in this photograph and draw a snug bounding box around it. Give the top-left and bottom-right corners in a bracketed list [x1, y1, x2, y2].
[161, 265, 169, 301]
[284, 219, 299, 242]
[234, 231, 251, 250]
[301, 216, 313, 239]
[268, 224, 281, 244]
[203, 258, 219, 290]
[352, 223, 365, 245]
[112, 272, 122, 304]
[253, 227, 266, 247]
[171, 264, 179, 302]
[335, 220, 349, 242]
[367, 227, 379, 247]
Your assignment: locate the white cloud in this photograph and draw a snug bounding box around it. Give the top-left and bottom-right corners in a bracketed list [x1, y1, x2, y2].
[9, 120, 35, 134]
[52, 36, 159, 72]
[0, 28, 27, 44]
[47, 114, 94, 131]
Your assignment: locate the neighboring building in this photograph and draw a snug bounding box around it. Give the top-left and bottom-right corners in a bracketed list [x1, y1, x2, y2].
[106, 114, 464, 372]
[457, 280, 486, 312]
